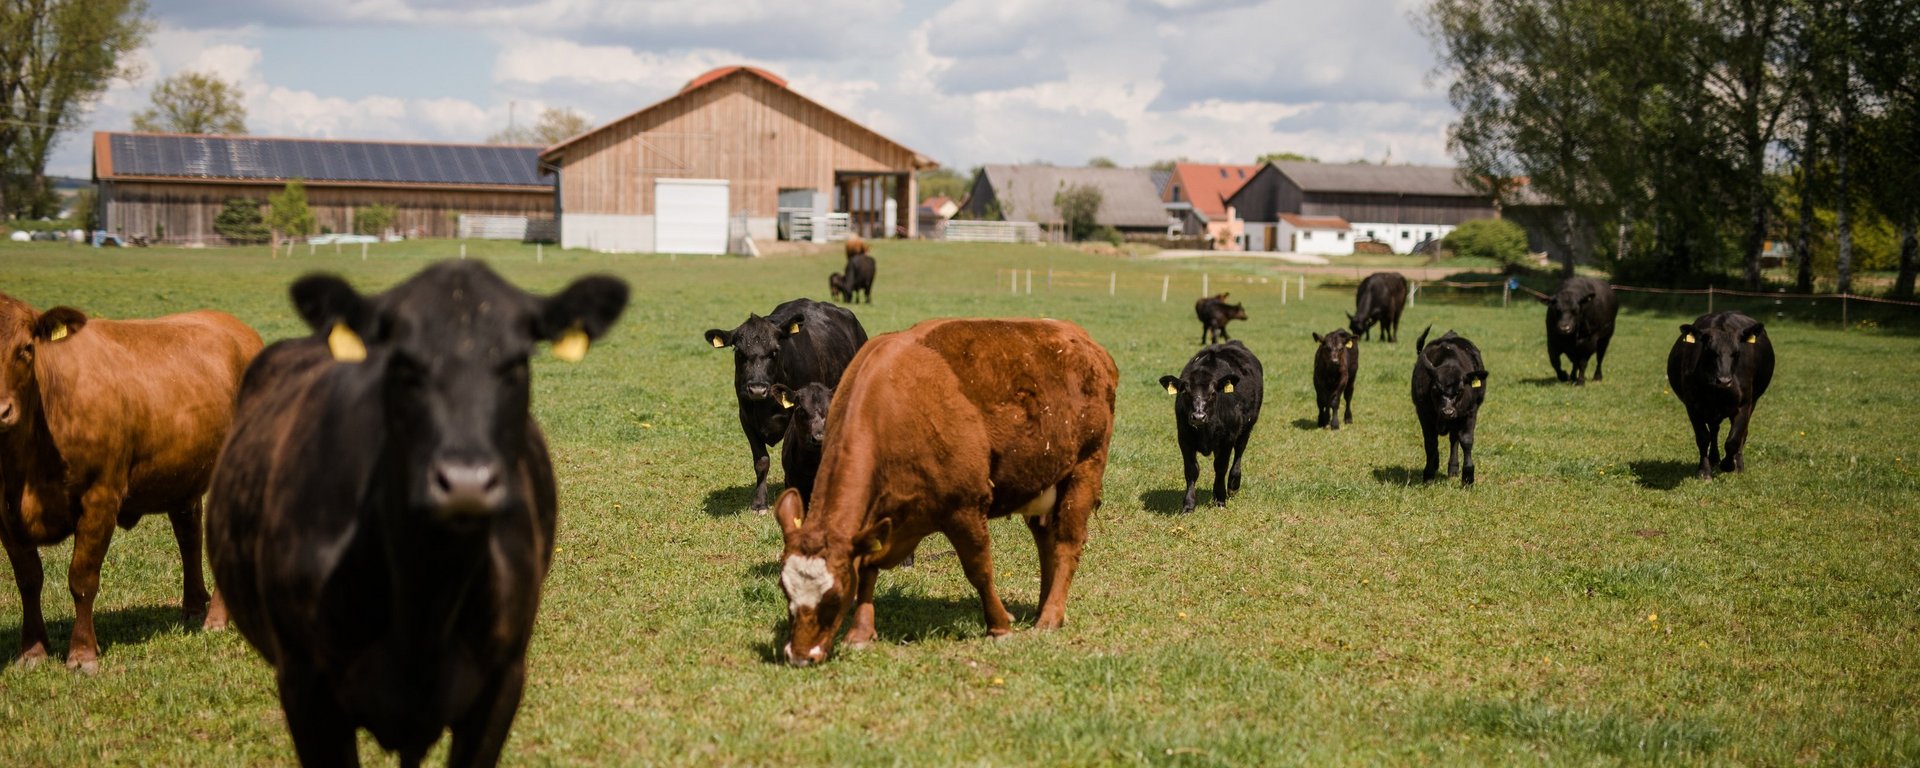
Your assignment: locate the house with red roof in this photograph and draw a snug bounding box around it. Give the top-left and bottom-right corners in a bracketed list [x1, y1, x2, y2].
[1164, 163, 1259, 250]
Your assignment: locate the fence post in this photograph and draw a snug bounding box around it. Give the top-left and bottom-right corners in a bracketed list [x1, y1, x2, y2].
[361, 242, 368, 261]
[537, 243, 543, 263]
[1162, 275, 1170, 303]
[1411, 281, 1419, 307]
[1026, 269, 1032, 295]
[1202, 273, 1209, 296]
[1707, 285, 1713, 313]
[1011, 269, 1017, 295]
[461, 243, 467, 260]
[1502, 281, 1509, 307]
[1299, 274, 1305, 300]
[1109, 272, 1116, 296]
[1047, 268, 1053, 291]
[1843, 293, 1849, 330]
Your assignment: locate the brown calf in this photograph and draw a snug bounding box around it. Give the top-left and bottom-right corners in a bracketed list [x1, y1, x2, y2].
[774, 318, 1117, 666]
[0, 294, 261, 672]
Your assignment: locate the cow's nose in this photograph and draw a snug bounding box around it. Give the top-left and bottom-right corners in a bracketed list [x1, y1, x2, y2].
[1441, 407, 1457, 419]
[428, 459, 506, 517]
[0, 400, 14, 425]
[745, 384, 771, 400]
[1715, 376, 1734, 388]
[810, 430, 826, 444]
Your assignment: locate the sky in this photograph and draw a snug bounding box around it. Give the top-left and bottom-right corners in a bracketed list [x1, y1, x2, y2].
[52, 0, 1457, 180]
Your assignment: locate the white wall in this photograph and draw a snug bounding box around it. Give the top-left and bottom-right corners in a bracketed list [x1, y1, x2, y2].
[562, 213, 655, 253]
[1279, 223, 1355, 256]
[1351, 221, 1455, 253]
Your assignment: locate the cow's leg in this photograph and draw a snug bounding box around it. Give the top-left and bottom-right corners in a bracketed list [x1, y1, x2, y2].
[1722, 403, 1756, 473]
[1033, 460, 1100, 630]
[1228, 431, 1250, 494]
[1342, 382, 1355, 425]
[279, 668, 361, 767]
[1328, 392, 1342, 430]
[1446, 432, 1462, 478]
[0, 529, 49, 664]
[1688, 410, 1717, 479]
[1593, 332, 1612, 381]
[65, 486, 121, 673]
[1421, 421, 1441, 482]
[1211, 449, 1231, 507]
[1180, 445, 1201, 514]
[842, 564, 881, 649]
[1219, 324, 1231, 341]
[1318, 400, 1330, 428]
[945, 512, 1012, 637]
[1199, 325, 1209, 346]
[1551, 349, 1569, 382]
[1573, 353, 1588, 386]
[167, 502, 212, 625]
[1458, 423, 1478, 487]
[749, 437, 772, 514]
[448, 658, 528, 768]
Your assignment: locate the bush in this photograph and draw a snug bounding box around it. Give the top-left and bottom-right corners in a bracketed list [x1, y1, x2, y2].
[1443, 218, 1530, 266]
[266, 180, 316, 239]
[354, 203, 397, 236]
[1054, 184, 1103, 241]
[1090, 225, 1123, 246]
[212, 198, 269, 243]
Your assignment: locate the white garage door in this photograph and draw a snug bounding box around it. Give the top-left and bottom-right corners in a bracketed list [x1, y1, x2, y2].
[654, 178, 730, 255]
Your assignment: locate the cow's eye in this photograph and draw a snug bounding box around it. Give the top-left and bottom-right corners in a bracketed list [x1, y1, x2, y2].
[17, 343, 30, 360]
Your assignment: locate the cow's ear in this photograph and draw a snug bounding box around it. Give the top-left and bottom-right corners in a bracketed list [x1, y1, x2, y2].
[772, 384, 795, 410]
[1469, 370, 1488, 389]
[1744, 323, 1765, 344]
[1312, 332, 1324, 343]
[786, 316, 805, 336]
[855, 517, 891, 558]
[1579, 293, 1594, 304]
[537, 275, 629, 362]
[1537, 294, 1553, 305]
[1158, 375, 1184, 395]
[1678, 324, 1698, 344]
[704, 329, 733, 349]
[33, 307, 87, 342]
[1219, 375, 1239, 394]
[292, 274, 377, 361]
[773, 489, 806, 544]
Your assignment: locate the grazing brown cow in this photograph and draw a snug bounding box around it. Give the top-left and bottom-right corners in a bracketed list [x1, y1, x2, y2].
[0, 294, 261, 672]
[774, 318, 1117, 666]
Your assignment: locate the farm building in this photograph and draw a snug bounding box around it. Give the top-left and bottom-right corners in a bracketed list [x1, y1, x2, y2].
[1227, 162, 1496, 252]
[957, 165, 1173, 240]
[91, 132, 553, 244]
[538, 66, 936, 254]
[1164, 162, 1258, 250]
[1277, 213, 1355, 256]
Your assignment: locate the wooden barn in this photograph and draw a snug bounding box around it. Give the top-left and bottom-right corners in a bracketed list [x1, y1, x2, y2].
[91, 132, 554, 245]
[538, 66, 936, 254]
[1227, 162, 1496, 253]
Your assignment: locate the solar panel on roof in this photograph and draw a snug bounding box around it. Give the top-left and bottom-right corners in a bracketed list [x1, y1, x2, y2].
[106, 133, 545, 186]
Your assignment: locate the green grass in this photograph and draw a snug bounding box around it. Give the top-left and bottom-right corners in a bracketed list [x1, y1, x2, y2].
[1, 239, 1917, 765]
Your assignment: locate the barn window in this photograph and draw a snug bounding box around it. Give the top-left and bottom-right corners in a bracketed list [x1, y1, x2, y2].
[1303, 231, 1312, 240]
[1338, 232, 1347, 240]
[1401, 230, 1410, 239]
[1171, 186, 1182, 203]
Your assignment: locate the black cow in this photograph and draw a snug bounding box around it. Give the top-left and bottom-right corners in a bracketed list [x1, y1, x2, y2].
[1348, 272, 1409, 342]
[705, 299, 867, 512]
[1194, 293, 1247, 345]
[770, 382, 833, 509]
[1412, 326, 1488, 487]
[841, 253, 876, 304]
[1667, 311, 1774, 479]
[1158, 340, 1265, 513]
[1311, 328, 1359, 430]
[205, 261, 629, 766]
[1541, 276, 1618, 384]
[827, 273, 848, 303]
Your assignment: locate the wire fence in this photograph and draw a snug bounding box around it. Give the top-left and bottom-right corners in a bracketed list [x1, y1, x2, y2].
[1423, 279, 1920, 330]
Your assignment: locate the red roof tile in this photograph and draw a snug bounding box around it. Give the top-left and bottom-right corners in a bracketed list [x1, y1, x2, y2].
[1168, 163, 1259, 221]
[1279, 213, 1351, 229]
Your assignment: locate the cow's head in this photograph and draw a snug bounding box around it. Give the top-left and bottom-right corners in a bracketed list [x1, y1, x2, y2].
[1678, 321, 1764, 399]
[1346, 310, 1373, 336]
[1541, 288, 1593, 336]
[827, 273, 847, 302]
[292, 261, 628, 524]
[773, 488, 888, 666]
[1417, 348, 1487, 420]
[1222, 301, 1248, 321]
[1160, 353, 1241, 428]
[772, 382, 833, 447]
[0, 294, 85, 434]
[1312, 329, 1356, 366]
[705, 313, 804, 402]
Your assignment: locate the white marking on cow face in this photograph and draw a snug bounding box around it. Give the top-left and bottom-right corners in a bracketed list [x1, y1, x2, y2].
[1015, 486, 1059, 518]
[781, 555, 835, 614]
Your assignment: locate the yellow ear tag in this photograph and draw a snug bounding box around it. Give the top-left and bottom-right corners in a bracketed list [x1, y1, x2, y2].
[48, 323, 68, 342]
[1223, 382, 1235, 394]
[1164, 383, 1178, 395]
[1471, 379, 1483, 389]
[1683, 333, 1696, 344]
[328, 322, 367, 363]
[711, 336, 725, 348]
[777, 391, 794, 409]
[551, 326, 589, 363]
[788, 322, 801, 335]
[1745, 334, 1757, 344]
[1345, 340, 1354, 348]
[794, 515, 803, 530]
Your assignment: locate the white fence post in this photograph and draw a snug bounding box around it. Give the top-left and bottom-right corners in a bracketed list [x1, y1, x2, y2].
[537, 243, 543, 263]
[1161, 275, 1169, 303]
[1109, 272, 1116, 296]
[1202, 273, 1209, 297]
[1026, 269, 1032, 295]
[360, 242, 367, 261]
[460, 243, 467, 259]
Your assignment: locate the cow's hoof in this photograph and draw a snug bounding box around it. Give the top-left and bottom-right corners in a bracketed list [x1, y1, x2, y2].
[16, 647, 48, 668]
[202, 615, 228, 632]
[843, 637, 873, 651]
[66, 657, 99, 676]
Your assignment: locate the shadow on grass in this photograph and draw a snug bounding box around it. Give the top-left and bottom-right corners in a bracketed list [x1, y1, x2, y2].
[1518, 376, 1569, 387]
[1291, 418, 1325, 431]
[702, 484, 761, 517]
[0, 603, 197, 664]
[1371, 466, 1427, 485]
[1138, 489, 1197, 515]
[1629, 459, 1697, 490]
[752, 590, 1039, 665]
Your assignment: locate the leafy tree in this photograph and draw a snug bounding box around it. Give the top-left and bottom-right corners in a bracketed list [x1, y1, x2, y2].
[916, 167, 971, 202]
[1087, 156, 1118, 168]
[1255, 151, 1317, 165]
[68, 186, 96, 231]
[354, 203, 397, 236]
[488, 107, 591, 145]
[1856, 0, 1920, 296]
[1443, 218, 1531, 266]
[266, 180, 316, 241]
[1147, 157, 1188, 171]
[0, 0, 149, 219]
[213, 197, 269, 243]
[132, 70, 246, 134]
[1053, 183, 1103, 241]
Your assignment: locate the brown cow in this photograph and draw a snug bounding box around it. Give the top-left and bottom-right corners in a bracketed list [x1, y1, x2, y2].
[774, 318, 1117, 666]
[0, 294, 261, 672]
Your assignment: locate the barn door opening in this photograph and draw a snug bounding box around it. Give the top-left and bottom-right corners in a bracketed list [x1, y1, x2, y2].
[833, 171, 907, 239]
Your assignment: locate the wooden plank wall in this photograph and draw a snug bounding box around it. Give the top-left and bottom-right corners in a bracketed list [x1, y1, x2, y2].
[1300, 192, 1496, 226]
[557, 73, 920, 220]
[104, 181, 553, 243]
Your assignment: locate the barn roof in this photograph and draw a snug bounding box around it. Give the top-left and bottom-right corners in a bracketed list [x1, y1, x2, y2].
[1274, 162, 1478, 197]
[1170, 162, 1259, 221]
[92, 132, 548, 190]
[978, 165, 1171, 228]
[540, 66, 934, 169]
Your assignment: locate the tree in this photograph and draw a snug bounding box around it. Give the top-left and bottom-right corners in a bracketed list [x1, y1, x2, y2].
[0, 0, 149, 219]
[487, 107, 591, 145]
[1087, 156, 1118, 168]
[1255, 151, 1317, 164]
[212, 198, 268, 243]
[1148, 157, 1189, 171]
[132, 70, 245, 134]
[1855, 0, 1920, 296]
[1443, 218, 1531, 266]
[266, 180, 315, 242]
[1053, 183, 1103, 241]
[916, 167, 971, 202]
[354, 203, 397, 237]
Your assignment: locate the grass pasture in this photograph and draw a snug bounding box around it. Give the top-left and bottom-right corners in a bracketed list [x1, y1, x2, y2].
[0, 239, 1916, 766]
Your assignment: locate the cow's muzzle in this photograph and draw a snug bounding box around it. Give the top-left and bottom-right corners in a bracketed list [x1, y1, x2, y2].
[744, 383, 771, 401]
[0, 399, 16, 431]
[428, 459, 507, 518]
[782, 641, 826, 667]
